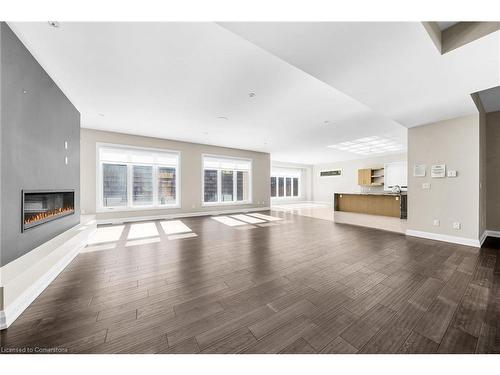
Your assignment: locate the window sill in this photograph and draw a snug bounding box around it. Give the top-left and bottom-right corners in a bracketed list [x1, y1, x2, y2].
[97, 204, 180, 213]
[202, 201, 253, 207]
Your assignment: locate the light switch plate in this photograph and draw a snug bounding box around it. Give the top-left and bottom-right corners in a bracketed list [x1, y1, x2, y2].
[447, 170, 457, 177]
[422, 182, 430, 189]
[433, 219, 440, 226]
[453, 222, 461, 230]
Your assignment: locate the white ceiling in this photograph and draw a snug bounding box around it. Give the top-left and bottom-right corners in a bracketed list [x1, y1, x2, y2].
[8, 22, 407, 165]
[8, 22, 499, 165]
[220, 22, 500, 127]
[478, 85, 500, 113]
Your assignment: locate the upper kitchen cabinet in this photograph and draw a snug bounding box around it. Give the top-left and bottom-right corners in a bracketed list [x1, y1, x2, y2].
[358, 167, 384, 186]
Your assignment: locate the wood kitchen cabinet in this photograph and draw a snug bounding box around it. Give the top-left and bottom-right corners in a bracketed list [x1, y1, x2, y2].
[334, 193, 406, 218]
[358, 169, 372, 186]
[358, 167, 384, 186]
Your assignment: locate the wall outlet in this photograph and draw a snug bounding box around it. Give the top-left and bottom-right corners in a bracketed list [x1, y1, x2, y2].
[433, 219, 440, 226]
[447, 170, 457, 177]
[422, 182, 430, 189]
[453, 222, 461, 230]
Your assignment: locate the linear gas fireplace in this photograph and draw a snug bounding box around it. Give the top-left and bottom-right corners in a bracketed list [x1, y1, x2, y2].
[22, 190, 75, 232]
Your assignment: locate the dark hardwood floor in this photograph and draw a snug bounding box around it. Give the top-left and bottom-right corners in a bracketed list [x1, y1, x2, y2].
[1, 211, 499, 354]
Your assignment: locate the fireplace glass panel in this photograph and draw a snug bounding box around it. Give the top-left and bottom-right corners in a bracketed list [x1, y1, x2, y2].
[23, 190, 75, 231]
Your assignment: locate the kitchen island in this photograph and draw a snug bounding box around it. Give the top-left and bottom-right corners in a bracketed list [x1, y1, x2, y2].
[334, 192, 407, 219]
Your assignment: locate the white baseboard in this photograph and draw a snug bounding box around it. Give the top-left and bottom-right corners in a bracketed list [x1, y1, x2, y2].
[97, 206, 271, 225]
[481, 230, 500, 243]
[1, 241, 82, 329]
[480, 230, 488, 246]
[405, 229, 481, 248]
[485, 230, 500, 238]
[0, 218, 96, 330]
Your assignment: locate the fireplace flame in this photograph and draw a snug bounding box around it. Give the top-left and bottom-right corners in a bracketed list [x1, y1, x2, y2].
[24, 206, 74, 225]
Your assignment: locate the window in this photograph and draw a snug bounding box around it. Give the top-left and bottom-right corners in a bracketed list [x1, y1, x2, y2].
[98, 145, 179, 210]
[320, 169, 342, 177]
[285, 177, 292, 197]
[132, 165, 153, 205]
[158, 167, 176, 204]
[103, 164, 127, 207]
[270, 177, 277, 197]
[278, 177, 284, 197]
[221, 170, 234, 202]
[237, 171, 249, 201]
[293, 178, 299, 197]
[204, 170, 218, 202]
[271, 172, 300, 198]
[202, 155, 252, 205]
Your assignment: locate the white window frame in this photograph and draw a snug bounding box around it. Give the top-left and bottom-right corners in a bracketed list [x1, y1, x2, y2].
[96, 143, 181, 212]
[271, 174, 300, 199]
[201, 154, 253, 206]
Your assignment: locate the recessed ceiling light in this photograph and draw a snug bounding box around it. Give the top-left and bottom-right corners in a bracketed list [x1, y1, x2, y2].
[217, 116, 228, 120]
[323, 120, 332, 125]
[248, 92, 256, 98]
[98, 113, 105, 117]
[48, 21, 60, 28]
[203, 131, 209, 135]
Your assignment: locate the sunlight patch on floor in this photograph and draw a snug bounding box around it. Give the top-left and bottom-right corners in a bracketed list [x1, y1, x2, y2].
[127, 222, 159, 240]
[211, 216, 248, 227]
[160, 220, 192, 235]
[87, 225, 124, 245]
[230, 214, 265, 224]
[247, 213, 283, 221]
[168, 232, 198, 240]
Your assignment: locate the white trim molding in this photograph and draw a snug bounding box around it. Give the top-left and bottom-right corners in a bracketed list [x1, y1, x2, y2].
[96, 142, 181, 213]
[405, 229, 481, 248]
[0, 216, 96, 330]
[480, 230, 489, 246]
[97, 206, 271, 225]
[480, 230, 500, 244]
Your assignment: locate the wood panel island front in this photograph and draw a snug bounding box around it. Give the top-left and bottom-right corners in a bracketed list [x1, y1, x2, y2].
[334, 192, 407, 219]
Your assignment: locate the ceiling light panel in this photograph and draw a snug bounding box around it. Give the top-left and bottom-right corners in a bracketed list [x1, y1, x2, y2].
[327, 136, 404, 155]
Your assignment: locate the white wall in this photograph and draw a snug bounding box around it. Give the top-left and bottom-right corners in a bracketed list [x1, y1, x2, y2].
[81, 128, 271, 221]
[271, 161, 313, 203]
[312, 153, 407, 203]
[407, 114, 480, 242]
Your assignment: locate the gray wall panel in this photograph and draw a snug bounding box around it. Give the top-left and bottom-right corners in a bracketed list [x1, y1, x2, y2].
[0, 23, 80, 266]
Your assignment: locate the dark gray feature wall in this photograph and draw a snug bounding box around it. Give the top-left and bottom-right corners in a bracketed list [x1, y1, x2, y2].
[0, 23, 80, 266]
